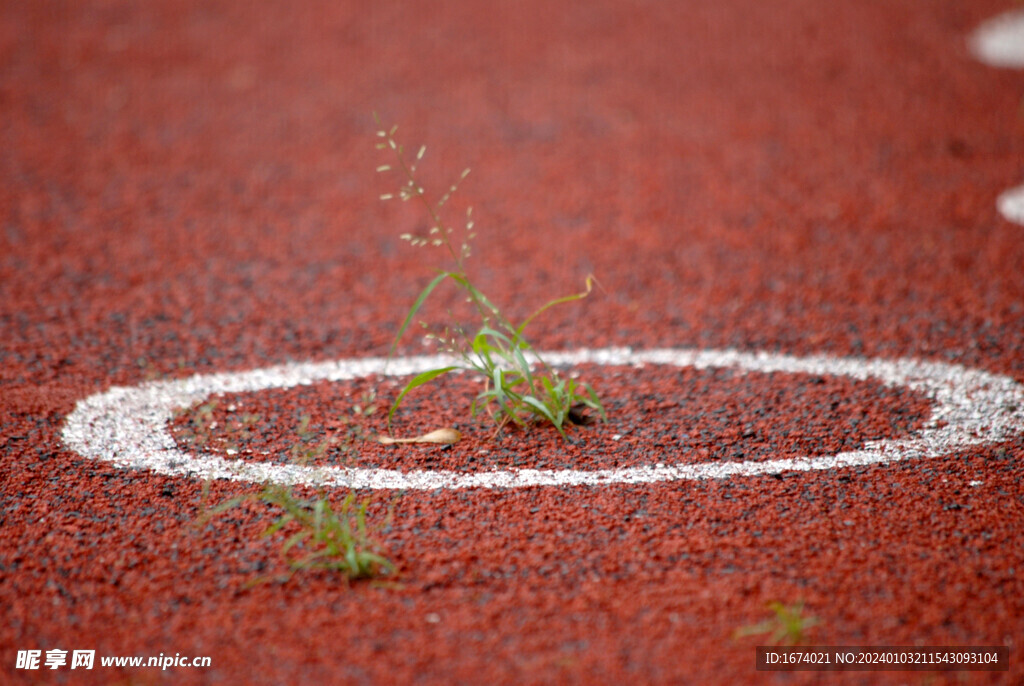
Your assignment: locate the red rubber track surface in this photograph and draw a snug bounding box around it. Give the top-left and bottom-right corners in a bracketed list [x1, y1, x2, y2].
[2, 0, 1023, 683]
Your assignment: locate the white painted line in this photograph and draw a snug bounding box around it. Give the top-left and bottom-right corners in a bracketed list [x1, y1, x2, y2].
[971, 11, 1024, 226]
[969, 9, 1024, 68]
[997, 184, 1024, 225]
[61, 348, 1024, 490]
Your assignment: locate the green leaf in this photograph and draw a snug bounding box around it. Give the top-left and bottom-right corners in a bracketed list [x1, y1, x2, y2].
[521, 396, 557, 424]
[355, 503, 369, 538]
[491, 365, 507, 395]
[388, 366, 460, 426]
[511, 346, 534, 387]
[313, 498, 326, 535]
[281, 530, 309, 554]
[262, 515, 292, 538]
[522, 396, 568, 439]
[476, 325, 513, 349]
[389, 271, 453, 359]
[471, 387, 500, 418]
[341, 491, 356, 512]
[585, 383, 608, 420]
[515, 275, 595, 338]
[203, 493, 255, 518]
[363, 552, 394, 573]
[470, 329, 499, 362]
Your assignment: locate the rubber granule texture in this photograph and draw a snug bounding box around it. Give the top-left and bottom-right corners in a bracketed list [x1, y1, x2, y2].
[2, 0, 1023, 684]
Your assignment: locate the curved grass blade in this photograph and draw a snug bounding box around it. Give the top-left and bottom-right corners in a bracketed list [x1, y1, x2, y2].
[387, 365, 460, 426]
[510, 346, 535, 388]
[521, 396, 568, 439]
[515, 275, 595, 338]
[521, 395, 558, 425]
[389, 271, 453, 360]
[584, 383, 607, 420]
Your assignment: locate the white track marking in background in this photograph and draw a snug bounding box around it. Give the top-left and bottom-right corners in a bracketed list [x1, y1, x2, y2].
[970, 10, 1024, 225]
[997, 184, 1024, 225]
[969, 9, 1024, 68]
[61, 348, 1024, 490]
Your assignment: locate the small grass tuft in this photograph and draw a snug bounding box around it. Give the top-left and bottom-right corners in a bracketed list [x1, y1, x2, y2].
[734, 601, 820, 645]
[198, 396, 396, 586]
[248, 487, 394, 583]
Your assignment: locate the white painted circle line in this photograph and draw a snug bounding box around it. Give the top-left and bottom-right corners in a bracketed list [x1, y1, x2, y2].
[61, 348, 1024, 490]
[997, 184, 1024, 226]
[969, 9, 1024, 68]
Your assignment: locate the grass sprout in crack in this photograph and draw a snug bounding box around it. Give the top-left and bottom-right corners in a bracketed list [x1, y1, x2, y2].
[193, 391, 396, 586]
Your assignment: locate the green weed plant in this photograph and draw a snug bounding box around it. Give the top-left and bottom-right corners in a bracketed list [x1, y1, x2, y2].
[374, 116, 605, 439]
[734, 601, 820, 645]
[199, 402, 395, 586]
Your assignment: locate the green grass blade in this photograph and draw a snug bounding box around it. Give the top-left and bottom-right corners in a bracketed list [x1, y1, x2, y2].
[356, 499, 370, 538]
[262, 513, 293, 538]
[511, 346, 535, 388]
[521, 395, 557, 424]
[388, 271, 453, 359]
[584, 383, 607, 420]
[387, 366, 460, 426]
[491, 365, 506, 397]
[313, 498, 327, 536]
[471, 328, 500, 360]
[515, 275, 594, 338]
[523, 396, 567, 439]
[281, 530, 309, 554]
[476, 325, 514, 348]
[200, 493, 255, 520]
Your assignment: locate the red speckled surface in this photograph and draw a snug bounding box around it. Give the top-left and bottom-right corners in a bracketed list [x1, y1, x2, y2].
[168, 367, 934, 471]
[2, 0, 1024, 684]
